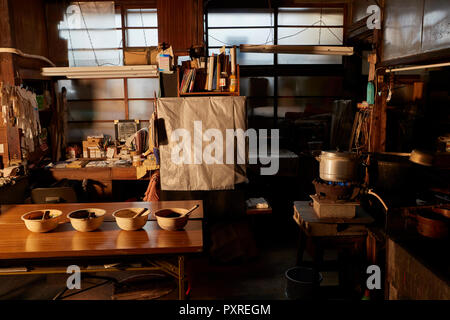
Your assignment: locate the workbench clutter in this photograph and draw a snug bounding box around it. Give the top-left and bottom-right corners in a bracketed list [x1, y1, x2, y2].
[54, 115, 160, 180]
[0, 82, 44, 167]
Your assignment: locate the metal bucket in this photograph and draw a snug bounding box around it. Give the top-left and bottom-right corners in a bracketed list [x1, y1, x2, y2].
[285, 266, 323, 300]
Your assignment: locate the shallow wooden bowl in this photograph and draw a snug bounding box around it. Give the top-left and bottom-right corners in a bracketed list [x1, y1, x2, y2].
[21, 210, 63, 233]
[154, 208, 189, 231]
[67, 208, 106, 232]
[113, 208, 149, 231]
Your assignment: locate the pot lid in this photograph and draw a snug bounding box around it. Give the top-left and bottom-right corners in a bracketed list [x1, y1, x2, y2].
[321, 151, 357, 159]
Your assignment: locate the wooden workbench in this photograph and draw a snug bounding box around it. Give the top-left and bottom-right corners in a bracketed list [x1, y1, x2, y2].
[0, 200, 203, 299]
[44, 166, 150, 199]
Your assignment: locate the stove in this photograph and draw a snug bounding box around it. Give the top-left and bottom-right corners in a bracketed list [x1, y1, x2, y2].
[313, 178, 360, 202]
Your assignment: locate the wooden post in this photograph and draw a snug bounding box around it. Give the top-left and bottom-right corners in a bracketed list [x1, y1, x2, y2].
[0, 0, 15, 167]
[0, 0, 16, 86]
[370, 72, 387, 153]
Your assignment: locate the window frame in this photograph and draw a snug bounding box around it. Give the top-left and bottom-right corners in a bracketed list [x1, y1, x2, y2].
[62, 2, 159, 140]
[205, 5, 347, 123]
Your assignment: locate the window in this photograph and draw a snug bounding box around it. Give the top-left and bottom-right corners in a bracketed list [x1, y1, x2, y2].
[206, 7, 344, 66]
[206, 7, 345, 121]
[57, 2, 159, 142]
[59, 2, 158, 67]
[125, 8, 158, 47]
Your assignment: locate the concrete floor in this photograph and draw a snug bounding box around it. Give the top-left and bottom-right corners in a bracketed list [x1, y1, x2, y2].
[0, 215, 342, 300]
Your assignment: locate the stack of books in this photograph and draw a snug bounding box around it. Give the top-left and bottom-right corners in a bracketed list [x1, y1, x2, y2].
[179, 68, 197, 94]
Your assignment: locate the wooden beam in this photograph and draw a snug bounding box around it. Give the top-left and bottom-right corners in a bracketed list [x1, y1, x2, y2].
[0, 0, 16, 85]
[240, 44, 354, 56]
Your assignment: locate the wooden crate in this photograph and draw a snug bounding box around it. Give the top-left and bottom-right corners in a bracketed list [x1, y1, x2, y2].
[310, 195, 358, 219]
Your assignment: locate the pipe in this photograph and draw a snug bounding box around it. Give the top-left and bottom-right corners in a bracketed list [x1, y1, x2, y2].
[0, 48, 56, 67]
[385, 62, 450, 73]
[367, 189, 389, 213]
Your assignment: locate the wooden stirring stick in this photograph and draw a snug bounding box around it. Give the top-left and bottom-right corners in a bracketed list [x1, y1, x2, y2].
[42, 211, 50, 220]
[133, 208, 148, 219]
[182, 204, 200, 218]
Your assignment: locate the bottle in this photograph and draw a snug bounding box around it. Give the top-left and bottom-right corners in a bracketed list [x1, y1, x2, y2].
[220, 72, 228, 92]
[229, 74, 237, 93]
[229, 46, 237, 93]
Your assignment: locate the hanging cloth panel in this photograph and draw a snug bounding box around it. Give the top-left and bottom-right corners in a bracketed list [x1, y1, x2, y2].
[158, 96, 247, 191]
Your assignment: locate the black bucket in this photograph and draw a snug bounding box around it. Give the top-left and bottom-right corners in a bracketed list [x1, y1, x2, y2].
[285, 266, 323, 300]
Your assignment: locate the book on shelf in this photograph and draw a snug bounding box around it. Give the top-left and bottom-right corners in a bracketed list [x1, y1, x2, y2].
[179, 69, 197, 94]
[180, 46, 237, 94]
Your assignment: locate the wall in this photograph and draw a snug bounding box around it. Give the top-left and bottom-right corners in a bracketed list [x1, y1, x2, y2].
[158, 0, 203, 55]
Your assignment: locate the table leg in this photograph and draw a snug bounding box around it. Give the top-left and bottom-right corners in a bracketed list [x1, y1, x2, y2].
[178, 255, 185, 300]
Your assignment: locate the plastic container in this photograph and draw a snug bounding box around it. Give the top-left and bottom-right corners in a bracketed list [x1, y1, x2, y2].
[285, 266, 322, 300]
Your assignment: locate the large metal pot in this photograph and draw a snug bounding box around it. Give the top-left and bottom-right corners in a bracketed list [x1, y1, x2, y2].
[316, 151, 358, 182]
[368, 153, 416, 201]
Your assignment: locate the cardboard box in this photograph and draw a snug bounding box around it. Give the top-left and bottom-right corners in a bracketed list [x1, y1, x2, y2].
[86, 136, 103, 144]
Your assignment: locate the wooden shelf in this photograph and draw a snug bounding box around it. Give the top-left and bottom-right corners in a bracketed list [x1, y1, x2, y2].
[179, 91, 240, 96]
[177, 64, 240, 97]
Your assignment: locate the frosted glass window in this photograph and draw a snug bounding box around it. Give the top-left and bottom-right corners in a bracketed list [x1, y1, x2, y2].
[68, 101, 125, 121]
[278, 76, 343, 96]
[128, 100, 155, 120]
[278, 27, 343, 45]
[127, 79, 159, 98]
[208, 49, 273, 66]
[208, 28, 274, 47]
[127, 29, 159, 47]
[278, 54, 342, 64]
[278, 8, 344, 26]
[68, 122, 116, 142]
[58, 79, 124, 100]
[68, 49, 123, 67]
[126, 9, 158, 27]
[58, 2, 119, 67]
[240, 77, 275, 96]
[60, 30, 122, 49]
[277, 97, 335, 110]
[208, 10, 273, 27]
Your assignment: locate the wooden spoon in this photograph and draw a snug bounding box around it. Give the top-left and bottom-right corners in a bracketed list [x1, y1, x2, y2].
[41, 210, 50, 220]
[133, 208, 148, 219]
[180, 204, 199, 218]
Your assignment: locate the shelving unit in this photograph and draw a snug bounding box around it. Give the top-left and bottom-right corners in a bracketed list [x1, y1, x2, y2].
[176, 64, 240, 97]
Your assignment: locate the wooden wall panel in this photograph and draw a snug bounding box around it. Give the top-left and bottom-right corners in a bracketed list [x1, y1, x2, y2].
[0, 0, 16, 85]
[45, 0, 69, 67]
[157, 0, 203, 55]
[10, 0, 49, 67]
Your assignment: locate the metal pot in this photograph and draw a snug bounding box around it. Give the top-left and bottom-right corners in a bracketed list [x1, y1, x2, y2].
[316, 151, 358, 182]
[408, 209, 449, 239]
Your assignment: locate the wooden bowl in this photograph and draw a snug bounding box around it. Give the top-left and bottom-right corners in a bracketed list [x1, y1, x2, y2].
[113, 208, 149, 231]
[67, 208, 106, 232]
[154, 208, 189, 231]
[21, 210, 63, 233]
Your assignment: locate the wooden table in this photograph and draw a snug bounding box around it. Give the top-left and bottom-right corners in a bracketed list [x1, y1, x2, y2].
[44, 166, 150, 199]
[0, 200, 203, 300]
